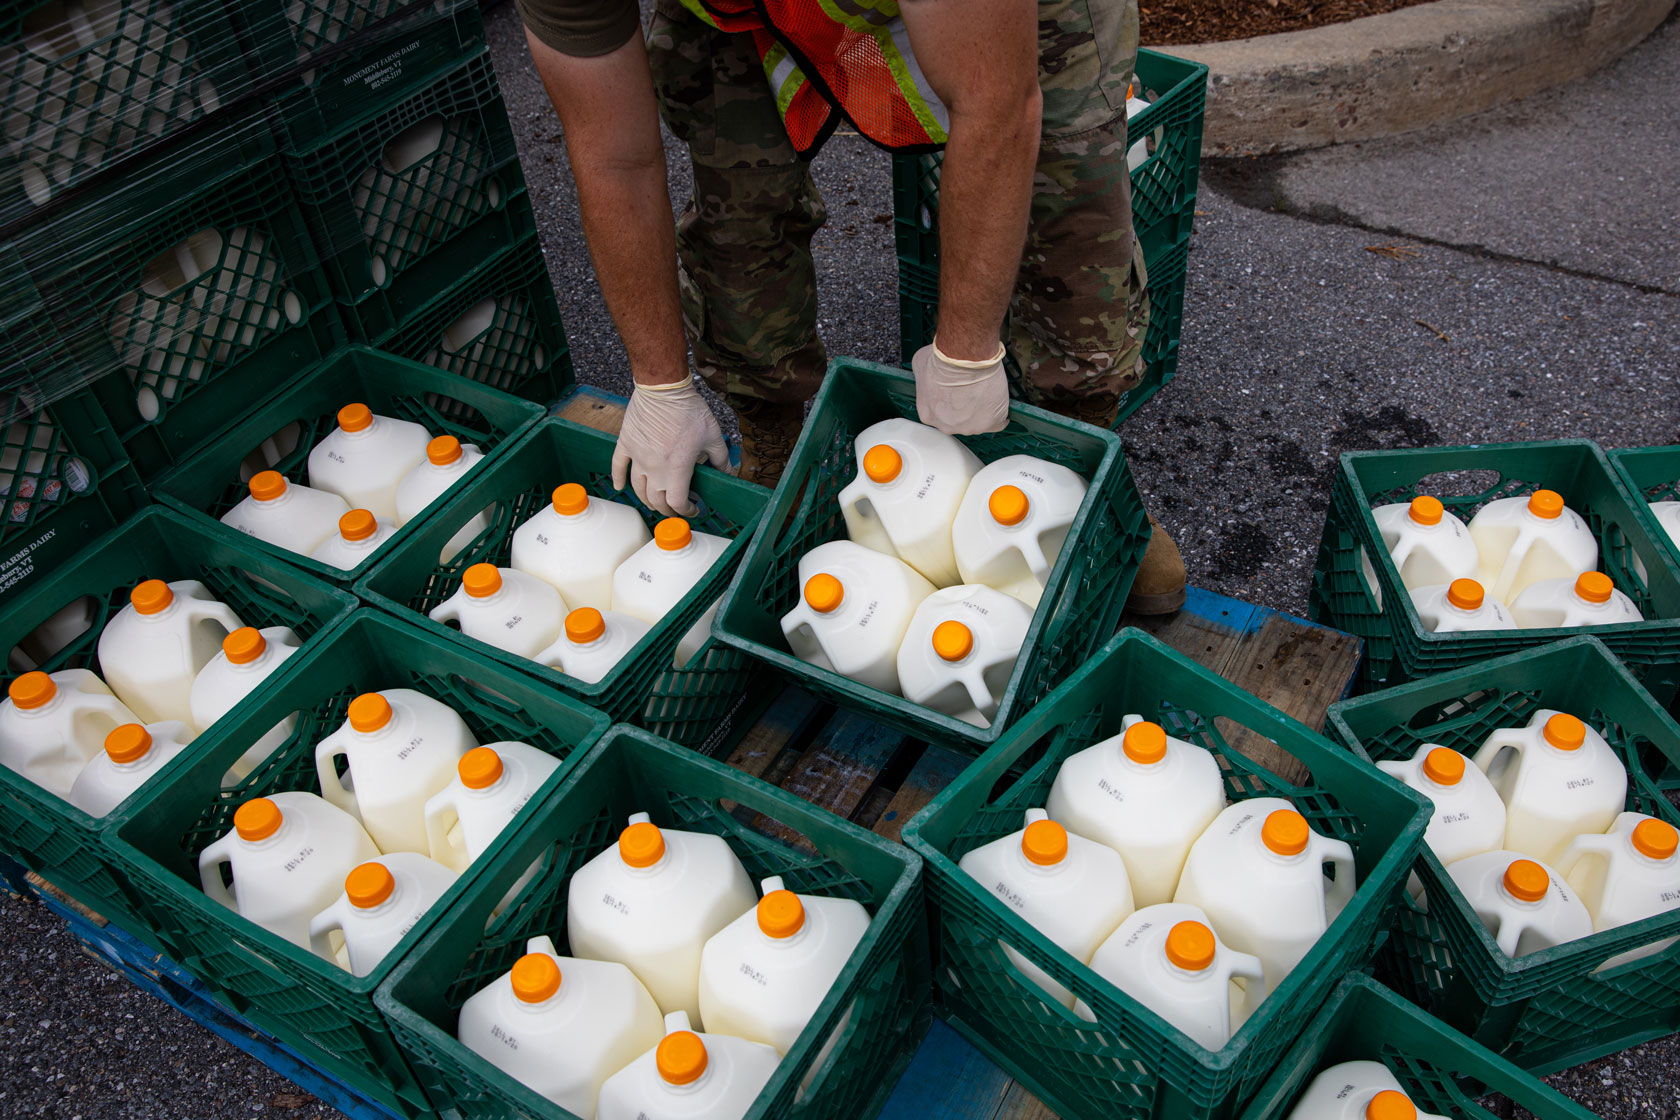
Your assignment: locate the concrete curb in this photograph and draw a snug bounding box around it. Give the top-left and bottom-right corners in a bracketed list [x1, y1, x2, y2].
[1168, 0, 1677, 156]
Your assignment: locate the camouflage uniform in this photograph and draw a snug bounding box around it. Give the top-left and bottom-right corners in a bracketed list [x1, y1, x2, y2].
[647, 0, 1149, 424]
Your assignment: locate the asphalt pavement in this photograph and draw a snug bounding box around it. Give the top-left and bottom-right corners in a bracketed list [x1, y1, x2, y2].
[1, 3, 1676, 1117]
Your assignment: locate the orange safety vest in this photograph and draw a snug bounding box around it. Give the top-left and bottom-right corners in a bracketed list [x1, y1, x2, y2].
[678, 0, 950, 155]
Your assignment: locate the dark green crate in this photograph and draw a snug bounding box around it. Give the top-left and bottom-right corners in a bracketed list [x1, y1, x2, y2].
[0, 506, 356, 936]
[1326, 635, 1680, 1073]
[902, 628, 1430, 1120]
[376, 723, 929, 1120]
[151, 345, 543, 586]
[713, 358, 1149, 753]
[1307, 440, 1680, 696]
[105, 609, 611, 1119]
[1608, 444, 1680, 588]
[357, 416, 768, 745]
[1239, 975, 1597, 1119]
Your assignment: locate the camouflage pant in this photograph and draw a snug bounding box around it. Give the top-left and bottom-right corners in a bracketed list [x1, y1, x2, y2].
[647, 0, 1150, 420]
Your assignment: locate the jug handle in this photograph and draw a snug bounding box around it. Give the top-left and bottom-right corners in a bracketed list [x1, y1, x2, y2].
[1470, 731, 1525, 777]
[315, 741, 357, 816]
[1223, 949, 1267, 1021]
[1385, 536, 1420, 583]
[1492, 910, 1526, 958]
[1554, 831, 1614, 881]
[1019, 532, 1054, 584]
[198, 837, 237, 910]
[427, 598, 462, 626]
[1320, 837, 1357, 916]
[308, 902, 346, 964]
[190, 601, 246, 635]
[423, 794, 460, 868]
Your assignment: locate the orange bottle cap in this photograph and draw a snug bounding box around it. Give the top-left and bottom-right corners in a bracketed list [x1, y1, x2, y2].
[235, 797, 283, 842]
[339, 509, 378, 542]
[1407, 496, 1444, 526]
[619, 821, 666, 868]
[337, 403, 372, 433]
[932, 620, 974, 662]
[7, 671, 56, 710]
[223, 627, 266, 665]
[1543, 712, 1586, 751]
[1164, 920, 1216, 971]
[551, 483, 589, 516]
[131, 579, 173, 615]
[758, 889, 806, 938]
[566, 608, 607, 644]
[1021, 818, 1068, 866]
[1445, 578, 1484, 612]
[1422, 747, 1465, 786]
[1575, 571, 1613, 604]
[458, 746, 505, 790]
[804, 573, 844, 614]
[1367, 1089, 1417, 1120]
[1262, 809, 1310, 856]
[656, 1030, 709, 1086]
[510, 953, 561, 1003]
[345, 862, 395, 909]
[462, 564, 502, 598]
[348, 692, 393, 733]
[1632, 818, 1678, 861]
[427, 435, 462, 466]
[1527, 490, 1564, 519]
[1503, 859, 1549, 903]
[249, 471, 287, 502]
[1122, 721, 1168, 764]
[989, 485, 1030, 527]
[104, 723, 153, 764]
[655, 518, 692, 551]
[863, 444, 903, 484]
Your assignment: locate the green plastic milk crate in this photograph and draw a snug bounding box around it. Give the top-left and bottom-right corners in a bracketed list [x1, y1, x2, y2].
[0, 505, 356, 936]
[1239, 975, 1596, 1119]
[151, 345, 543, 585]
[902, 629, 1431, 1120]
[357, 416, 768, 747]
[1307, 440, 1680, 695]
[1327, 636, 1680, 1073]
[713, 359, 1148, 753]
[105, 609, 611, 1120]
[376, 723, 929, 1120]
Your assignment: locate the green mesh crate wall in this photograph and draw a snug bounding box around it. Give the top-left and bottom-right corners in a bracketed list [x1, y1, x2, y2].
[0, 505, 356, 937]
[281, 48, 534, 341]
[1326, 636, 1680, 1073]
[357, 416, 767, 745]
[1306, 440, 1680, 696]
[1609, 444, 1680, 744]
[902, 628, 1430, 1120]
[713, 358, 1148, 753]
[105, 609, 611, 1119]
[1238, 975, 1597, 1120]
[151, 345, 543, 586]
[376, 723, 928, 1120]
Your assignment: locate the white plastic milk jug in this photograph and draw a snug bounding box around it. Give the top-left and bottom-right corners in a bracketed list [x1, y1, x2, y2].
[698, 876, 870, 1054]
[952, 455, 1088, 608]
[569, 813, 757, 1023]
[395, 435, 490, 562]
[457, 936, 663, 1118]
[1077, 903, 1264, 1047]
[614, 518, 730, 669]
[1408, 579, 1512, 633]
[1472, 710, 1627, 863]
[1376, 745, 1507, 867]
[68, 721, 191, 818]
[1445, 851, 1592, 957]
[1287, 1062, 1449, 1120]
[536, 608, 650, 685]
[190, 626, 302, 786]
[428, 564, 566, 661]
[1359, 496, 1478, 603]
[780, 540, 936, 695]
[837, 418, 981, 587]
[309, 509, 397, 571]
[0, 670, 139, 796]
[1510, 571, 1643, 629]
[306, 403, 430, 521]
[596, 1010, 782, 1120]
[511, 483, 651, 611]
[315, 690, 477, 854]
[307, 853, 458, 976]
[1047, 716, 1226, 907]
[896, 585, 1034, 728]
[198, 793, 380, 949]
[97, 578, 244, 727]
[1469, 489, 1599, 604]
[1175, 799, 1356, 997]
[1557, 812, 1680, 969]
[423, 742, 560, 872]
[222, 471, 351, 557]
[1650, 501, 1680, 552]
[955, 809, 1134, 1009]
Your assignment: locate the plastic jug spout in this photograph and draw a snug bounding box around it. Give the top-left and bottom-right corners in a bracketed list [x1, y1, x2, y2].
[663, 1010, 692, 1033]
[1024, 807, 1049, 827]
[628, 811, 653, 826]
[760, 875, 786, 895]
[525, 934, 559, 957]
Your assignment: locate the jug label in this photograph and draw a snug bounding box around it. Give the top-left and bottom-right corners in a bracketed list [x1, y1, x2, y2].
[637, 570, 654, 584]
[602, 892, 630, 916]
[328, 451, 346, 464]
[534, 532, 550, 546]
[855, 600, 880, 629]
[505, 615, 525, 631]
[1014, 469, 1047, 485]
[1122, 920, 1155, 948]
[1097, 778, 1126, 804]
[490, 1025, 519, 1050]
[1227, 812, 1256, 836]
[283, 846, 315, 873]
[1440, 811, 1469, 825]
[1565, 776, 1595, 790]
[991, 880, 1026, 910]
[398, 737, 425, 760]
[738, 961, 769, 987]
[959, 600, 990, 617]
[1334, 1083, 1355, 1100]
[916, 473, 936, 500]
[1661, 889, 1680, 903]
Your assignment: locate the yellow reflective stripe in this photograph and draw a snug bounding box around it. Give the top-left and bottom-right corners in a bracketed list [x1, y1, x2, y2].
[674, 0, 726, 31]
[763, 43, 806, 116]
[880, 16, 948, 142]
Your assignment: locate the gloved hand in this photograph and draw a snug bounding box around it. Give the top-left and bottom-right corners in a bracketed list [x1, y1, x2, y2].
[612, 377, 731, 518]
[912, 339, 1009, 435]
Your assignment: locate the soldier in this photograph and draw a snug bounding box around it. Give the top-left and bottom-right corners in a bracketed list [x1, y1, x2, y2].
[517, 0, 1186, 613]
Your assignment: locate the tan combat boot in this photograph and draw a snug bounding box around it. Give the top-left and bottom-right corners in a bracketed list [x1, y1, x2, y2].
[1128, 514, 1187, 615]
[733, 399, 807, 488]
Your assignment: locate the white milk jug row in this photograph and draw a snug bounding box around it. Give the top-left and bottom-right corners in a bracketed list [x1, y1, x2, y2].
[429, 492, 727, 677]
[456, 813, 869, 1120]
[1286, 1060, 1449, 1119]
[220, 403, 489, 567]
[958, 717, 1357, 1050]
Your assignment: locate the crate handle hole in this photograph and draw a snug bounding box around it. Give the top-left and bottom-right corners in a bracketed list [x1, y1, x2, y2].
[442, 299, 499, 354]
[382, 117, 445, 175]
[135, 386, 162, 422]
[369, 255, 390, 288]
[1408, 469, 1504, 503]
[8, 594, 98, 673]
[282, 292, 302, 325]
[486, 178, 503, 210]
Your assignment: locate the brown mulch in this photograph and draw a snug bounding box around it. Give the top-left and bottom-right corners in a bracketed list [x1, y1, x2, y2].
[1141, 0, 1437, 45]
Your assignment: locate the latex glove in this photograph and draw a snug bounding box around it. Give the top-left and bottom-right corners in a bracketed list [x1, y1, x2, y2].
[912, 339, 1009, 435]
[612, 378, 730, 517]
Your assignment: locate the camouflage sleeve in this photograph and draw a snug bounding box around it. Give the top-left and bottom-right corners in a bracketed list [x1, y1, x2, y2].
[515, 0, 641, 58]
